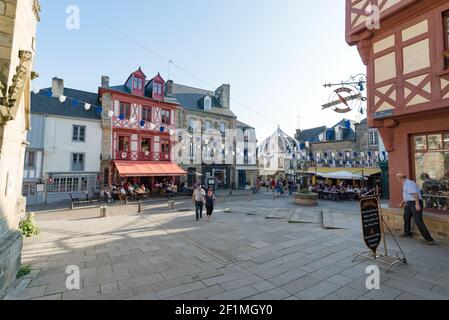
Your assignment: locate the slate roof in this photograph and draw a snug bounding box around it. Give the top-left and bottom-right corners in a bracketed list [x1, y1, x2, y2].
[236, 120, 254, 129]
[296, 126, 327, 142]
[31, 88, 101, 120]
[171, 83, 236, 118]
[296, 119, 358, 143]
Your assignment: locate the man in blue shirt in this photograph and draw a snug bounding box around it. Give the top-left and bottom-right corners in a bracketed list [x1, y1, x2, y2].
[396, 173, 435, 245]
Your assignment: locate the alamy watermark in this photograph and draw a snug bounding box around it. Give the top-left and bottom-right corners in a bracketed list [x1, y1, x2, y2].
[365, 265, 381, 290]
[365, 5, 380, 30]
[65, 265, 80, 290]
[66, 5, 80, 30]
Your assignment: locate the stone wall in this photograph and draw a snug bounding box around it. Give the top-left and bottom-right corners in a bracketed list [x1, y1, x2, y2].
[100, 93, 113, 186]
[382, 207, 449, 242]
[0, 0, 39, 295]
[310, 140, 356, 154]
[355, 121, 380, 154]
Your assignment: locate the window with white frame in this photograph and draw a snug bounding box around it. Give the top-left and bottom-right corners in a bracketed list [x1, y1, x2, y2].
[204, 96, 212, 111]
[220, 122, 226, 135]
[72, 125, 86, 142]
[71, 153, 85, 172]
[369, 131, 379, 147]
[25, 151, 36, 168]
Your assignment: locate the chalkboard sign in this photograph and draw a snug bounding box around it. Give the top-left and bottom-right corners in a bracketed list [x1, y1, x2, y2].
[360, 196, 382, 255]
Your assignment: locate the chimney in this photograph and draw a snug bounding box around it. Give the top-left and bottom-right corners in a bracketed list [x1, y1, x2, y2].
[215, 84, 230, 109]
[51, 77, 64, 98]
[295, 129, 302, 141]
[101, 76, 110, 88]
[165, 80, 174, 95]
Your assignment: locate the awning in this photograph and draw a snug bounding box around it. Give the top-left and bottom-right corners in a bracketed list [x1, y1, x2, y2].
[308, 167, 381, 176]
[316, 170, 368, 181]
[114, 161, 187, 177]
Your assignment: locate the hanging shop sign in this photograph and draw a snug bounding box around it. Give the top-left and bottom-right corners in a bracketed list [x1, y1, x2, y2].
[322, 86, 364, 114]
[360, 196, 382, 255]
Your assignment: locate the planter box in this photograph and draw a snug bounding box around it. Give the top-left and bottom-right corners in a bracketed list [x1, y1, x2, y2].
[293, 192, 318, 206]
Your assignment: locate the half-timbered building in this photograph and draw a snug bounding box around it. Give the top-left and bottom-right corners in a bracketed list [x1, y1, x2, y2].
[346, 0, 449, 239]
[99, 68, 185, 189]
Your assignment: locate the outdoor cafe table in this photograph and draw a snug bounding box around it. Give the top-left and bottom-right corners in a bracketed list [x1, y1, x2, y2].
[318, 191, 360, 201]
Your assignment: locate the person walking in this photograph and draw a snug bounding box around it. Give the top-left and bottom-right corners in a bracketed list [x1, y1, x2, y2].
[205, 188, 216, 221]
[192, 184, 206, 221]
[396, 173, 435, 245]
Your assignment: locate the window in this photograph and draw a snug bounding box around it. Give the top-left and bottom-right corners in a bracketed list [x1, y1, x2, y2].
[412, 132, 449, 213]
[188, 118, 195, 131]
[161, 140, 170, 153]
[119, 102, 131, 119]
[142, 107, 152, 122]
[133, 77, 143, 90]
[118, 136, 130, 151]
[72, 125, 86, 142]
[205, 121, 211, 131]
[444, 11, 449, 69]
[22, 183, 34, 197]
[204, 96, 212, 111]
[141, 138, 151, 152]
[161, 109, 171, 124]
[81, 177, 88, 192]
[369, 131, 379, 147]
[72, 153, 85, 172]
[25, 151, 36, 167]
[220, 123, 226, 135]
[153, 82, 162, 95]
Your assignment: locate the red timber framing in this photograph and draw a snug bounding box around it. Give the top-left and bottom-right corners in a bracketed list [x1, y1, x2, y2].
[346, 0, 449, 214]
[99, 76, 181, 185]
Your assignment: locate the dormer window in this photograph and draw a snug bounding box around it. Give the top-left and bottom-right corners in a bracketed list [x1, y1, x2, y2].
[204, 96, 212, 111]
[153, 82, 162, 95]
[133, 77, 143, 90]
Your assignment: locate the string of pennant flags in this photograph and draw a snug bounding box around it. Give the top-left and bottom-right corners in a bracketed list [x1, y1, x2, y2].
[33, 88, 175, 135]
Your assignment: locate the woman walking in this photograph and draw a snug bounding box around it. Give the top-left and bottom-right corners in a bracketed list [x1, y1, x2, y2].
[205, 188, 216, 221]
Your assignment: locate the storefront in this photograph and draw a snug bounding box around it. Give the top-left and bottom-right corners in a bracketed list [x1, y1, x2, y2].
[202, 164, 231, 189]
[412, 132, 449, 212]
[345, 0, 449, 240]
[113, 161, 186, 190]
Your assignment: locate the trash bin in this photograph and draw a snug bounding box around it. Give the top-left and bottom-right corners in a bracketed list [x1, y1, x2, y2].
[168, 201, 175, 210]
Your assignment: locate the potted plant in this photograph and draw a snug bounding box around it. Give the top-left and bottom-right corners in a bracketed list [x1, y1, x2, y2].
[293, 188, 318, 206]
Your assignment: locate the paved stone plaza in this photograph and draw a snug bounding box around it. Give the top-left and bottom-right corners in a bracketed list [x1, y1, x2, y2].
[2, 193, 449, 300]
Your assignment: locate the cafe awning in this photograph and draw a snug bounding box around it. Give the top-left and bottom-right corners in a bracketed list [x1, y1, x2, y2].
[114, 161, 187, 177]
[316, 170, 368, 181]
[308, 167, 381, 176]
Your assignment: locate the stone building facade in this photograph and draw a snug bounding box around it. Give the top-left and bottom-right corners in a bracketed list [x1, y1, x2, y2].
[169, 81, 256, 190]
[0, 0, 40, 295]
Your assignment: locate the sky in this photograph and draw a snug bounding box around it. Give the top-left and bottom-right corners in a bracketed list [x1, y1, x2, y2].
[34, 0, 366, 141]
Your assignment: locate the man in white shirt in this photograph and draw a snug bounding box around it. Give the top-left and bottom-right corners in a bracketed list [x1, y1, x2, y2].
[396, 173, 435, 245]
[192, 185, 206, 221]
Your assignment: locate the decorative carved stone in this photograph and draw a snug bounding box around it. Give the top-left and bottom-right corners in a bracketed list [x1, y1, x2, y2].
[33, 0, 41, 21]
[0, 50, 33, 123]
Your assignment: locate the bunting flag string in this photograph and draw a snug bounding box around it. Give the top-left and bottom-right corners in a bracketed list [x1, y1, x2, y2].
[36, 89, 106, 116]
[34, 89, 176, 136]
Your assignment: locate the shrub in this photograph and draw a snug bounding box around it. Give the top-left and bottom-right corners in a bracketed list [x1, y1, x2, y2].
[19, 213, 40, 238]
[16, 265, 32, 279]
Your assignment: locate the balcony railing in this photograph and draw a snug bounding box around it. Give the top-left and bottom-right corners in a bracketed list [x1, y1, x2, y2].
[115, 150, 171, 161]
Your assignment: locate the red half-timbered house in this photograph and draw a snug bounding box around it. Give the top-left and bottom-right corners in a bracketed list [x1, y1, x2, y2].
[99, 68, 185, 189]
[346, 0, 449, 240]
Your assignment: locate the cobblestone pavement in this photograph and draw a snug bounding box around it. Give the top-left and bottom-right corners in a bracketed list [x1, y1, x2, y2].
[3, 193, 449, 300]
